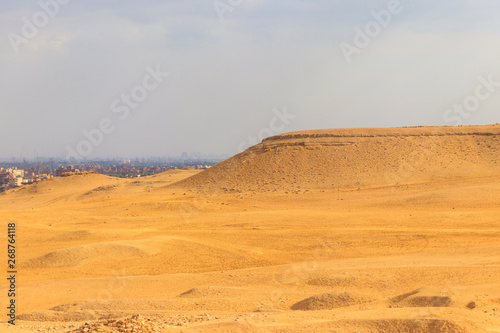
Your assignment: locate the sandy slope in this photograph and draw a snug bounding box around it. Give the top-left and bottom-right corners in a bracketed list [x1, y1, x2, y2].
[1, 125, 500, 332]
[173, 124, 500, 192]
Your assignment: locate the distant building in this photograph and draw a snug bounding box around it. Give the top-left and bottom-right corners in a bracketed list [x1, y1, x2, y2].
[9, 177, 22, 187]
[0, 166, 53, 193]
[0, 172, 10, 188]
[7, 168, 24, 178]
[0, 168, 24, 189]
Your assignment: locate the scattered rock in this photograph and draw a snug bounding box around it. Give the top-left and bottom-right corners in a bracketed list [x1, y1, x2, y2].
[466, 301, 476, 309]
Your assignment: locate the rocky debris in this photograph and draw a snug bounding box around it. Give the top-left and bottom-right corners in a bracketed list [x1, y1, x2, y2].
[68, 315, 159, 333]
[67, 313, 216, 333]
[164, 313, 215, 326]
[61, 171, 97, 177]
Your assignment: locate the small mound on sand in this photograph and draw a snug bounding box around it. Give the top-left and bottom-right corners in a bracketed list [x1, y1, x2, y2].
[18, 310, 97, 322]
[178, 287, 206, 298]
[86, 184, 119, 192]
[407, 296, 454, 307]
[24, 173, 119, 194]
[127, 169, 201, 188]
[184, 321, 271, 333]
[49, 230, 93, 241]
[291, 292, 373, 310]
[307, 275, 357, 287]
[337, 318, 484, 333]
[391, 287, 454, 308]
[178, 286, 232, 298]
[22, 242, 151, 268]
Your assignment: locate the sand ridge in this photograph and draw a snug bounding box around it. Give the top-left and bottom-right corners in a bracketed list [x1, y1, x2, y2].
[170, 124, 500, 193]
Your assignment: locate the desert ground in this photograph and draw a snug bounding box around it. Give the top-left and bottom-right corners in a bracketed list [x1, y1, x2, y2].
[1, 125, 500, 332]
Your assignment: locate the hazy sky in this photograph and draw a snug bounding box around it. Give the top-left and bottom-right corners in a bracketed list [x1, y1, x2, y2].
[1, 0, 500, 159]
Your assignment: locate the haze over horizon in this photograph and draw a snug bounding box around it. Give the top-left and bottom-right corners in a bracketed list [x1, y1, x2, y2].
[1, 0, 500, 159]
[1, 3, 500, 330]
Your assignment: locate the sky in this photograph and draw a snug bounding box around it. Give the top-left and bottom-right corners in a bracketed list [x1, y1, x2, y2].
[1, 0, 500, 160]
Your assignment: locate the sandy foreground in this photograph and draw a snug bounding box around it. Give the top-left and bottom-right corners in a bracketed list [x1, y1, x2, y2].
[1, 125, 500, 332]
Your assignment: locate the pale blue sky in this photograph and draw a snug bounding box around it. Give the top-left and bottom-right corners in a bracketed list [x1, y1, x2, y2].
[1, 0, 500, 159]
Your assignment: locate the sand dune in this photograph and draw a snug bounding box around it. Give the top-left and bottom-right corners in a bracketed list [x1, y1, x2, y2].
[290, 292, 375, 310]
[1, 125, 499, 332]
[2, 169, 200, 207]
[22, 241, 158, 269]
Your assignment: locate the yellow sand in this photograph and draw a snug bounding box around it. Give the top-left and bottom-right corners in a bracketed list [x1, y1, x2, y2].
[1, 125, 499, 332]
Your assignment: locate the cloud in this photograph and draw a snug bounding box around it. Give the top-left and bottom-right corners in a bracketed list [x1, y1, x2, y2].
[1, 0, 500, 159]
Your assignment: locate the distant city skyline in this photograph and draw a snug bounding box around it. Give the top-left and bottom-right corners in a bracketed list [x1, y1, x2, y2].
[1, 0, 500, 159]
[0, 152, 229, 163]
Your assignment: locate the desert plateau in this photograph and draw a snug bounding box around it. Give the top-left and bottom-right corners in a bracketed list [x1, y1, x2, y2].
[1, 124, 500, 332]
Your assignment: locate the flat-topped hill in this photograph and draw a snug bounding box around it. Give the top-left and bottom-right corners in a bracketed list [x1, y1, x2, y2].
[170, 125, 500, 192]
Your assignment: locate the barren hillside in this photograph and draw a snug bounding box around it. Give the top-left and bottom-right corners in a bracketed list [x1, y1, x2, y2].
[172, 125, 500, 192]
